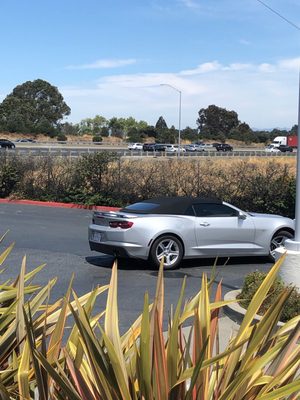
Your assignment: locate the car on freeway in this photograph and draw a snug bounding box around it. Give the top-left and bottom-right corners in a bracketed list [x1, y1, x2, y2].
[265, 145, 280, 153]
[128, 143, 143, 150]
[215, 143, 233, 152]
[185, 144, 205, 152]
[165, 144, 186, 153]
[154, 144, 167, 152]
[278, 144, 293, 153]
[88, 196, 294, 270]
[143, 143, 156, 151]
[184, 144, 197, 152]
[0, 139, 16, 149]
[15, 138, 36, 143]
[202, 143, 213, 149]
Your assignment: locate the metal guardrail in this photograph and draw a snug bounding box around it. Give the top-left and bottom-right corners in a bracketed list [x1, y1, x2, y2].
[0, 148, 297, 158]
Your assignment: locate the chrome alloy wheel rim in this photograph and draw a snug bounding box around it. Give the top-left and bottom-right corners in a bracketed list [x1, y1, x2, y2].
[156, 239, 180, 267]
[270, 234, 288, 258]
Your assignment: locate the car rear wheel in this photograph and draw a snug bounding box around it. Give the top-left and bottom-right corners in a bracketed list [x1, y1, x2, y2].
[149, 235, 183, 270]
[269, 230, 294, 262]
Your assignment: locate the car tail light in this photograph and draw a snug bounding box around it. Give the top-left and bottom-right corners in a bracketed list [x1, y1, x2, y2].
[109, 221, 134, 229]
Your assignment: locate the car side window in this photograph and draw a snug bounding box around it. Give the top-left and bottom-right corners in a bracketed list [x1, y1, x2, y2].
[192, 203, 239, 217]
[184, 205, 195, 216]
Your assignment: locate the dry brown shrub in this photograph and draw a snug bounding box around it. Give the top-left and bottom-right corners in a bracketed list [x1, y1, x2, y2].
[107, 157, 296, 216]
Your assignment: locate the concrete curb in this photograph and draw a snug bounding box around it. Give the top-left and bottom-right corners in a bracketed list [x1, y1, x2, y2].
[224, 290, 284, 327]
[0, 198, 120, 212]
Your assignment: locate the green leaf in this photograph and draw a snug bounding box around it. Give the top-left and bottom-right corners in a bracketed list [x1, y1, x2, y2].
[256, 379, 300, 400]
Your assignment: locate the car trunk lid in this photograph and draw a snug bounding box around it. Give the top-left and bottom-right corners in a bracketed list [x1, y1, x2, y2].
[92, 211, 139, 226]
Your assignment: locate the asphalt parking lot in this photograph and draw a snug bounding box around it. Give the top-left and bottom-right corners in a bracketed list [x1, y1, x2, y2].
[0, 203, 272, 332]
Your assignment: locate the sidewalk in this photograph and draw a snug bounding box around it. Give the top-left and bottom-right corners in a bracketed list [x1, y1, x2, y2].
[218, 315, 240, 351]
[181, 315, 240, 353]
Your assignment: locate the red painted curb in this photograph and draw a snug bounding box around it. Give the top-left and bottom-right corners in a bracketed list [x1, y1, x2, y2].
[0, 199, 120, 211]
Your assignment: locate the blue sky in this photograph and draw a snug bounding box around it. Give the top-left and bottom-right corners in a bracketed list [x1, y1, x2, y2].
[0, 0, 300, 129]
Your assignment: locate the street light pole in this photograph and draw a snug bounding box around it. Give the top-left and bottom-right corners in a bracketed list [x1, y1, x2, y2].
[275, 72, 300, 289]
[293, 71, 300, 242]
[160, 84, 182, 157]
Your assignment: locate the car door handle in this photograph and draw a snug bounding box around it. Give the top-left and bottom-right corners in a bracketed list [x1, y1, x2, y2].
[200, 222, 210, 227]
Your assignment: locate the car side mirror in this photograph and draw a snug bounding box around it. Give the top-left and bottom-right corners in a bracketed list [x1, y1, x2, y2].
[238, 211, 247, 220]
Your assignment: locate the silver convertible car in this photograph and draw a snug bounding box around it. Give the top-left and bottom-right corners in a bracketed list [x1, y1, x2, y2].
[88, 197, 294, 269]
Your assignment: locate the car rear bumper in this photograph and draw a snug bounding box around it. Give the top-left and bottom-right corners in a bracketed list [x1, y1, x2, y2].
[89, 236, 149, 259]
[89, 241, 132, 257]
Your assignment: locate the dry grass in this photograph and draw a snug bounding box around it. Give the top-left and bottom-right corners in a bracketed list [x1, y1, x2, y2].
[105, 157, 296, 217]
[1, 153, 296, 217]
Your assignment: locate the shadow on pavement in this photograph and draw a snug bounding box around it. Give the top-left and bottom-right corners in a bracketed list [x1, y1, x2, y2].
[85, 255, 153, 271]
[85, 255, 271, 278]
[182, 255, 270, 268]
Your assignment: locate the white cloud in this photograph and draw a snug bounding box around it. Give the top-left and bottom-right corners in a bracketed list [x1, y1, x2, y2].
[179, 0, 200, 9]
[61, 58, 299, 129]
[224, 63, 252, 71]
[180, 61, 222, 75]
[180, 62, 254, 76]
[278, 57, 300, 70]
[239, 39, 251, 46]
[258, 63, 274, 73]
[66, 58, 137, 70]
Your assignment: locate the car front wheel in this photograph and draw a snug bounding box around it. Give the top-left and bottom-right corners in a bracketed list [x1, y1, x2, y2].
[269, 230, 294, 262]
[149, 235, 183, 270]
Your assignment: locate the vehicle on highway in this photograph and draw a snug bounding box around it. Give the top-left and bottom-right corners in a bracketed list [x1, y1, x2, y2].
[278, 144, 293, 153]
[128, 143, 143, 150]
[270, 135, 297, 148]
[265, 145, 280, 153]
[165, 144, 186, 153]
[195, 143, 212, 150]
[0, 139, 15, 149]
[143, 143, 156, 151]
[15, 138, 36, 143]
[154, 144, 167, 151]
[185, 144, 205, 152]
[215, 143, 233, 152]
[89, 196, 294, 270]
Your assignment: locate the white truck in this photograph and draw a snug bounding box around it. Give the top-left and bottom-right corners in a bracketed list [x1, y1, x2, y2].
[270, 136, 297, 148]
[271, 136, 288, 147]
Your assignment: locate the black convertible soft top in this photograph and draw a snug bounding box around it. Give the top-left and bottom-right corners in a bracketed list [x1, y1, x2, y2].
[121, 196, 221, 215]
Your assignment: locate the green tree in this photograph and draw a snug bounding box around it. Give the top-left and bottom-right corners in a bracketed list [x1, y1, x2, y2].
[108, 117, 124, 138]
[101, 126, 110, 137]
[197, 105, 239, 139]
[156, 125, 176, 143]
[269, 128, 289, 141]
[79, 115, 107, 135]
[127, 127, 142, 142]
[59, 122, 80, 136]
[229, 122, 256, 143]
[181, 126, 198, 142]
[155, 116, 169, 142]
[93, 115, 107, 134]
[290, 124, 298, 135]
[79, 118, 93, 134]
[139, 125, 157, 139]
[155, 116, 168, 131]
[252, 130, 272, 144]
[0, 79, 70, 134]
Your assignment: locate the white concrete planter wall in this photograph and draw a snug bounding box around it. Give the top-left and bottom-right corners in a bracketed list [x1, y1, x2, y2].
[224, 290, 284, 327]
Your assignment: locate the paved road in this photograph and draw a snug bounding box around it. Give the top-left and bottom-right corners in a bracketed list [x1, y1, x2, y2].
[0, 203, 272, 332]
[1, 145, 297, 158]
